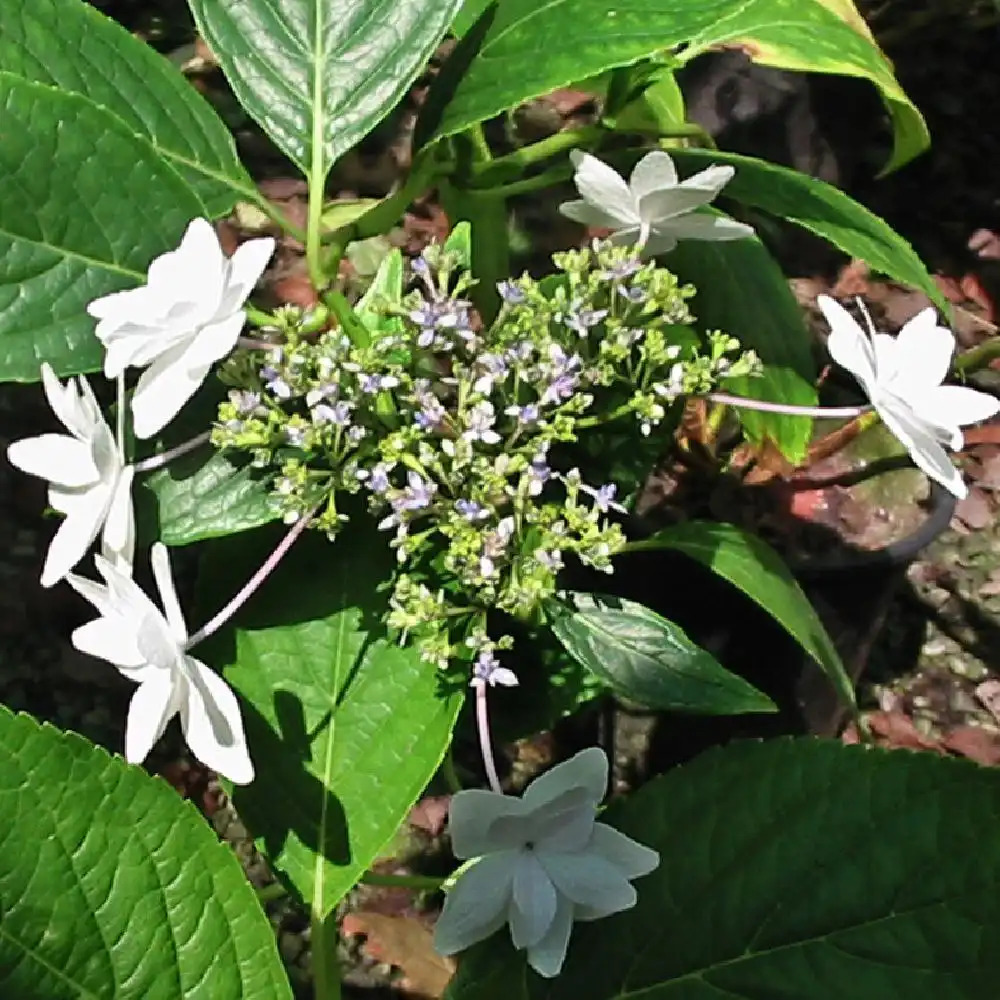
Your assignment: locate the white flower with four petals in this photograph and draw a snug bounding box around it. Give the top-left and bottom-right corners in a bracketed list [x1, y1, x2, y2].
[433, 747, 659, 977]
[559, 149, 754, 256]
[7, 363, 134, 587]
[87, 218, 275, 438]
[818, 294, 999, 499]
[67, 543, 254, 784]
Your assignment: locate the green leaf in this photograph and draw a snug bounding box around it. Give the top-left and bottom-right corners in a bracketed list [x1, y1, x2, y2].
[188, 0, 464, 184]
[0, 76, 204, 381]
[0, 706, 291, 1000]
[548, 592, 775, 715]
[448, 738, 1000, 999]
[671, 148, 947, 310]
[0, 0, 253, 216]
[142, 449, 280, 546]
[429, 0, 925, 173]
[443, 220, 474, 269]
[669, 235, 816, 463]
[357, 247, 405, 332]
[199, 525, 463, 917]
[631, 520, 855, 708]
[450, 0, 494, 36]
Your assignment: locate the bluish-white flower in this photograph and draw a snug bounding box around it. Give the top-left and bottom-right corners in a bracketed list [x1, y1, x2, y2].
[67, 544, 254, 784]
[818, 295, 999, 499]
[433, 748, 659, 977]
[87, 218, 275, 439]
[559, 150, 754, 256]
[7, 364, 134, 587]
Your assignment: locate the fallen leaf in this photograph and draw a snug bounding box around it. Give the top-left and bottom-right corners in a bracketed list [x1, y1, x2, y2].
[970, 228, 1000, 261]
[954, 487, 993, 530]
[976, 679, 1000, 725]
[342, 913, 454, 999]
[844, 709, 944, 753]
[409, 795, 450, 837]
[941, 725, 1000, 765]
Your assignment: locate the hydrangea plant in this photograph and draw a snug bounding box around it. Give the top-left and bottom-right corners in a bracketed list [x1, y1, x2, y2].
[3, 2, 1000, 998]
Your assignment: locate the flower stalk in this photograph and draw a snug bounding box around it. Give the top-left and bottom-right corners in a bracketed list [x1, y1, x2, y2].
[133, 431, 212, 473]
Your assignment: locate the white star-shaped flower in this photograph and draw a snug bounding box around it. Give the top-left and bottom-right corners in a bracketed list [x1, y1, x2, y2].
[87, 218, 275, 439]
[559, 149, 754, 256]
[7, 363, 134, 587]
[433, 747, 658, 978]
[67, 543, 254, 784]
[818, 294, 999, 499]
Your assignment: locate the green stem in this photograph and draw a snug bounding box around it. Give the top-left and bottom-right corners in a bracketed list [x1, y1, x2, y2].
[470, 125, 605, 187]
[441, 750, 463, 794]
[577, 401, 636, 429]
[310, 910, 341, 1000]
[245, 303, 277, 328]
[242, 187, 308, 243]
[322, 289, 370, 349]
[359, 871, 446, 890]
[255, 882, 288, 903]
[954, 338, 1000, 373]
[471, 165, 572, 198]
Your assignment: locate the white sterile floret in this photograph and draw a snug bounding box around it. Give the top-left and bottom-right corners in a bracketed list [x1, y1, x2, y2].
[559, 149, 754, 257]
[818, 294, 999, 499]
[87, 218, 275, 439]
[67, 543, 254, 784]
[433, 747, 659, 977]
[7, 363, 134, 587]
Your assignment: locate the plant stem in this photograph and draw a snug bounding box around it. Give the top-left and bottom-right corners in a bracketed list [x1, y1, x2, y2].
[241, 187, 308, 244]
[475, 682, 503, 794]
[440, 750, 463, 794]
[238, 334, 283, 352]
[469, 125, 605, 187]
[359, 871, 446, 890]
[704, 392, 872, 419]
[134, 431, 212, 473]
[954, 337, 1000, 373]
[472, 166, 572, 199]
[311, 909, 341, 1000]
[115, 374, 126, 463]
[185, 507, 316, 649]
[244, 305, 278, 329]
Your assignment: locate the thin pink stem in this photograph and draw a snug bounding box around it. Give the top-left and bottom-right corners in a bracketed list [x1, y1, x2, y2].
[133, 431, 212, 473]
[475, 683, 503, 794]
[185, 508, 316, 649]
[704, 392, 872, 419]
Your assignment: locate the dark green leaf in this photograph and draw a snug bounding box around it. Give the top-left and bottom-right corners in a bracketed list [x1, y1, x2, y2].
[143, 448, 279, 546]
[0, 706, 291, 999]
[0, 77, 203, 381]
[548, 592, 775, 714]
[199, 524, 463, 917]
[0, 0, 253, 216]
[429, 0, 926, 173]
[189, 0, 464, 184]
[669, 235, 816, 463]
[672, 148, 946, 310]
[631, 520, 854, 708]
[448, 738, 1000, 999]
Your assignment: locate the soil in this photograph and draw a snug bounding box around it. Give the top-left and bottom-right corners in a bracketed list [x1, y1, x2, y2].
[5, 2, 1000, 996]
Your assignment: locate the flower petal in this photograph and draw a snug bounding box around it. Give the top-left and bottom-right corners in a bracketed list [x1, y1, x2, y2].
[7, 434, 100, 487]
[608, 225, 653, 253]
[433, 852, 515, 956]
[918, 385, 999, 437]
[509, 853, 557, 949]
[41, 364, 90, 439]
[559, 199, 631, 231]
[540, 849, 636, 913]
[634, 227, 678, 257]
[180, 657, 254, 784]
[218, 236, 275, 315]
[101, 466, 135, 573]
[448, 788, 527, 858]
[150, 542, 188, 642]
[40, 490, 109, 587]
[71, 616, 146, 668]
[628, 150, 678, 200]
[177, 310, 245, 371]
[525, 895, 574, 978]
[587, 822, 660, 879]
[124, 672, 179, 764]
[146, 218, 226, 319]
[130, 346, 211, 439]
[877, 397, 967, 498]
[637, 164, 734, 223]
[522, 747, 607, 812]
[660, 212, 755, 242]
[886, 308, 954, 393]
[817, 295, 877, 396]
[569, 151, 639, 227]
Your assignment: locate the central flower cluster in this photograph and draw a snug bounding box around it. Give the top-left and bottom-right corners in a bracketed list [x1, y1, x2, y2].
[213, 241, 757, 672]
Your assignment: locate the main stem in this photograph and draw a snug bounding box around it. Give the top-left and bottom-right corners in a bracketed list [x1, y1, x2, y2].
[311, 910, 341, 1000]
[705, 392, 872, 419]
[185, 509, 316, 649]
[133, 431, 211, 473]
